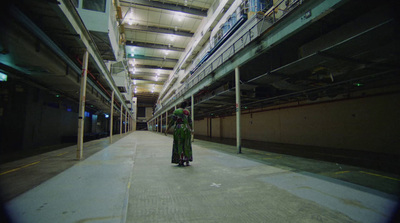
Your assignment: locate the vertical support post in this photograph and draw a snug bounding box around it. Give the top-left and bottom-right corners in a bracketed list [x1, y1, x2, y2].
[120, 104, 123, 134]
[210, 118, 212, 138]
[110, 91, 114, 144]
[191, 94, 194, 142]
[77, 51, 89, 160]
[125, 110, 127, 133]
[235, 66, 242, 154]
[165, 111, 168, 134]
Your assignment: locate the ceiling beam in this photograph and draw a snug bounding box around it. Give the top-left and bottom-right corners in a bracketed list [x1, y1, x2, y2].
[134, 64, 174, 70]
[133, 80, 165, 85]
[131, 76, 167, 81]
[132, 77, 168, 82]
[120, 0, 208, 17]
[125, 24, 194, 37]
[131, 71, 169, 77]
[126, 41, 185, 52]
[129, 54, 179, 63]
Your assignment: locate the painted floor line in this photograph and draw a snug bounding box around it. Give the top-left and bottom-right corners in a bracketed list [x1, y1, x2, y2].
[359, 171, 400, 181]
[0, 161, 41, 176]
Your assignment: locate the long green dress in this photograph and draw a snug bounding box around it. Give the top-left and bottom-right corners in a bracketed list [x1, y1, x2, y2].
[168, 108, 193, 165]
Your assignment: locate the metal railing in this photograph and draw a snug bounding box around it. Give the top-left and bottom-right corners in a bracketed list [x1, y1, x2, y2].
[156, 0, 302, 114]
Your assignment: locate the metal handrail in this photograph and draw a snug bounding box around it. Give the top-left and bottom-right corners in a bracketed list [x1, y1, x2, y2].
[156, 0, 302, 114]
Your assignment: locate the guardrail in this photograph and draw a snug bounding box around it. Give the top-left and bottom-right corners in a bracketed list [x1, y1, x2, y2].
[156, 0, 303, 114]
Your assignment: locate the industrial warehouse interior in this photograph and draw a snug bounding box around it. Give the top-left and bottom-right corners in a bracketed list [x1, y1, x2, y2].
[0, 0, 399, 222]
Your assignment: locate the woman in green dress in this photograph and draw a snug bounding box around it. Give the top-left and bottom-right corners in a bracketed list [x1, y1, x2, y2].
[165, 102, 193, 166]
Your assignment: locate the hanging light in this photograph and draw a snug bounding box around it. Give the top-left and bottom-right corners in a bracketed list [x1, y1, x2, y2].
[127, 8, 134, 25]
[129, 58, 135, 66]
[176, 11, 185, 22]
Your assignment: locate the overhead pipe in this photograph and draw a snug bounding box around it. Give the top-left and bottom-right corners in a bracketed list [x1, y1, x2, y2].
[76, 58, 123, 113]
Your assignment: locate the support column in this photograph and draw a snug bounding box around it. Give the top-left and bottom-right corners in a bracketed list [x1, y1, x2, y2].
[125, 110, 127, 133]
[235, 66, 242, 154]
[191, 95, 194, 142]
[77, 51, 89, 160]
[165, 111, 168, 134]
[163, 113, 166, 133]
[120, 104, 123, 134]
[110, 91, 114, 143]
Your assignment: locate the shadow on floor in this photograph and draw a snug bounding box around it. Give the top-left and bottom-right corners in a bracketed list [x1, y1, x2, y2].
[194, 135, 400, 175]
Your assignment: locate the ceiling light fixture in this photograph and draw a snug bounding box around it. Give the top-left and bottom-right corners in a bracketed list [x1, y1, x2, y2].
[129, 59, 135, 66]
[175, 11, 185, 22]
[127, 8, 134, 25]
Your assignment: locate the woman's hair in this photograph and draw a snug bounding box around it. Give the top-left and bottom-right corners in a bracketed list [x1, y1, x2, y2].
[181, 101, 187, 108]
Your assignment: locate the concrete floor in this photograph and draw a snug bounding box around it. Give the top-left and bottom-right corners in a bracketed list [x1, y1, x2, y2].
[1, 131, 399, 223]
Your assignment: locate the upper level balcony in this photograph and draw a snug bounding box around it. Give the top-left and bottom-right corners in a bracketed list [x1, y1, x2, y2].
[74, 0, 120, 61]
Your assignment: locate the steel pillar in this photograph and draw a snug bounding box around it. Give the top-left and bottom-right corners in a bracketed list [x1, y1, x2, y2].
[125, 110, 127, 133]
[235, 67, 242, 154]
[120, 104, 123, 134]
[191, 95, 194, 142]
[110, 91, 114, 143]
[77, 51, 89, 160]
